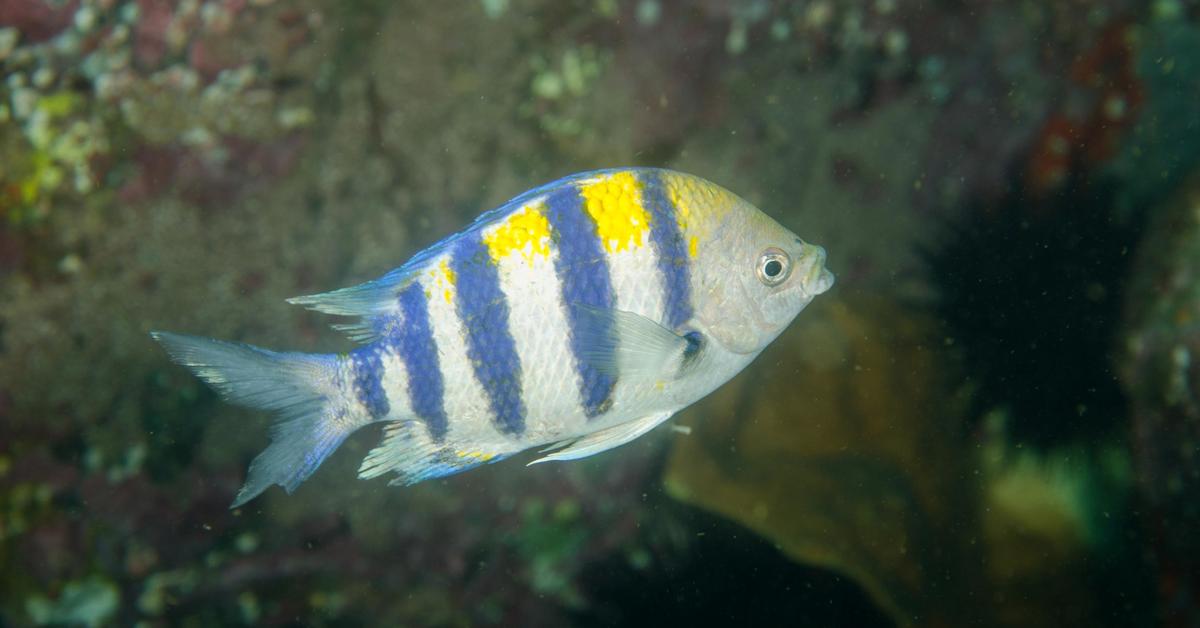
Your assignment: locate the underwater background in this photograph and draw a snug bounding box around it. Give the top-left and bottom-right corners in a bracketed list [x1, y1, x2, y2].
[1, 0, 1199, 626]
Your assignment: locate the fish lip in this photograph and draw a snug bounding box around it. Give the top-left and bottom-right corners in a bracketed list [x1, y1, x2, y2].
[808, 267, 835, 296]
[799, 244, 834, 297]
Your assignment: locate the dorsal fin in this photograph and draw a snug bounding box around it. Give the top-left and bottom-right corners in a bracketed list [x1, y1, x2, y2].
[285, 245, 444, 344]
[287, 169, 633, 342]
[286, 244, 441, 317]
[287, 279, 398, 317]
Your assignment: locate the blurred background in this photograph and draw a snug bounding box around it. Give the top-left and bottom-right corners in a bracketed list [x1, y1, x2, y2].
[2, 0, 1199, 626]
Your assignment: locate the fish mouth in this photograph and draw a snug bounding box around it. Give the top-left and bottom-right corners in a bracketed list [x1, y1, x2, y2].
[809, 267, 835, 296]
[798, 243, 835, 297]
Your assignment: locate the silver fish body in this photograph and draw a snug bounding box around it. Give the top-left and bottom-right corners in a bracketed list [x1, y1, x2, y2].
[152, 168, 833, 506]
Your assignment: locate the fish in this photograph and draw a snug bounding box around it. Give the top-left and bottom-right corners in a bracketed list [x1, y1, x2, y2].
[151, 168, 834, 507]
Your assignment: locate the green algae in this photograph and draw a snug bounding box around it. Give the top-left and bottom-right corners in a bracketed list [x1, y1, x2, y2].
[26, 576, 119, 627]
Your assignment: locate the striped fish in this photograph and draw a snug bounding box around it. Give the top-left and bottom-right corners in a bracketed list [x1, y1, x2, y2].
[152, 168, 834, 507]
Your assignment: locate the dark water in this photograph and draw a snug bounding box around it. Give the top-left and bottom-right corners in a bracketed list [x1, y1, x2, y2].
[2, 1, 1198, 626]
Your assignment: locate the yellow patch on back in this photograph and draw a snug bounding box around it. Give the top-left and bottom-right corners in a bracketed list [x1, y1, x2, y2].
[483, 203, 552, 263]
[426, 258, 457, 304]
[666, 173, 694, 231]
[578, 171, 650, 253]
[662, 171, 729, 258]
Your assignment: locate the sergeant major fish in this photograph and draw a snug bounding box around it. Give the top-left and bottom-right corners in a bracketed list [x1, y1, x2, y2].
[152, 168, 834, 507]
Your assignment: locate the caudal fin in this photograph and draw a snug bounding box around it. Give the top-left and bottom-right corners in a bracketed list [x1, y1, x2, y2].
[150, 331, 352, 508]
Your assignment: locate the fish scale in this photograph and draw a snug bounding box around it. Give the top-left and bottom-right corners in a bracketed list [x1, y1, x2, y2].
[450, 230, 527, 435]
[391, 281, 447, 441]
[544, 183, 619, 418]
[643, 170, 695, 330]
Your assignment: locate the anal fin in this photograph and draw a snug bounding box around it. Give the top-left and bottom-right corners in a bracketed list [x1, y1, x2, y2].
[359, 421, 509, 486]
[528, 411, 675, 465]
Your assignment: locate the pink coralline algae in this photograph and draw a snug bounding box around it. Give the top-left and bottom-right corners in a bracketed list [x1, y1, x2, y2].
[0, 0, 321, 226]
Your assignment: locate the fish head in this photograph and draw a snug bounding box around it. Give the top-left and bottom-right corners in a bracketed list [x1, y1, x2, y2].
[690, 190, 834, 355]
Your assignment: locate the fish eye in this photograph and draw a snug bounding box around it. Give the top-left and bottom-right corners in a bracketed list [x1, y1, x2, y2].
[756, 248, 791, 286]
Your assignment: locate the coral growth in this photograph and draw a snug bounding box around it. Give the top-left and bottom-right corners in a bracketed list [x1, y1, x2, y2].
[0, 0, 321, 231]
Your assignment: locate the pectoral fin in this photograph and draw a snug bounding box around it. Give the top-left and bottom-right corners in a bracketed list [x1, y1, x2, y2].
[572, 304, 703, 380]
[528, 411, 675, 465]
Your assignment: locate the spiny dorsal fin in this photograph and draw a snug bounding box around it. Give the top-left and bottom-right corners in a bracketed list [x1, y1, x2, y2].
[286, 248, 443, 343]
[287, 281, 401, 345]
[287, 169, 636, 342]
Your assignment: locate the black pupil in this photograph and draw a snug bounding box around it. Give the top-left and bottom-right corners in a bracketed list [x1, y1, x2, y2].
[764, 259, 783, 278]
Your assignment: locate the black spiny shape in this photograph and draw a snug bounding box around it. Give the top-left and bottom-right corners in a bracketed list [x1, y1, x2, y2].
[924, 170, 1143, 448]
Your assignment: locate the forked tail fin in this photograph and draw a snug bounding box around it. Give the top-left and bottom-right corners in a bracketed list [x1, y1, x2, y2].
[150, 331, 355, 507]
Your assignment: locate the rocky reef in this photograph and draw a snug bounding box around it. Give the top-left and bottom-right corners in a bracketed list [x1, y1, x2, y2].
[2, 0, 1197, 625]
[1122, 167, 1200, 625]
[663, 295, 1139, 627]
[664, 296, 976, 625]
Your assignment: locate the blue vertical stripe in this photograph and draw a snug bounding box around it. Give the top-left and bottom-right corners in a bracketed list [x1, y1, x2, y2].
[544, 185, 617, 417]
[450, 233, 527, 435]
[391, 282, 449, 441]
[351, 344, 389, 420]
[641, 170, 694, 330]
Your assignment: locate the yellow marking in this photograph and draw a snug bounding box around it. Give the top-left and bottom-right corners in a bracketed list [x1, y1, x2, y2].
[666, 172, 694, 232]
[455, 449, 498, 462]
[578, 171, 650, 253]
[427, 259, 457, 304]
[663, 171, 731, 258]
[483, 203, 552, 263]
